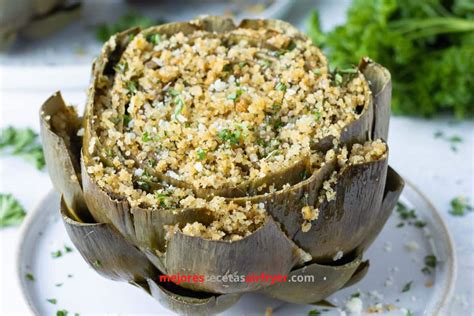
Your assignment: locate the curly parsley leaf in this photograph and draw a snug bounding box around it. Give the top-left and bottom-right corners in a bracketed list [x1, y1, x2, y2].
[307, 0, 474, 118]
[449, 196, 473, 216]
[0, 193, 26, 228]
[0, 127, 45, 170]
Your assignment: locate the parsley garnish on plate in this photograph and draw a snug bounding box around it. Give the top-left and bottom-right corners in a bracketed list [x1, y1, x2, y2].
[433, 131, 463, 152]
[308, 309, 321, 316]
[0, 193, 26, 228]
[25, 273, 35, 281]
[57, 310, 68, 316]
[47, 298, 57, 305]
[0, 126, 45, 170]
[402, 281, 413, 292]
[51, 250, 63, 258]
[449, 196, 473, 216]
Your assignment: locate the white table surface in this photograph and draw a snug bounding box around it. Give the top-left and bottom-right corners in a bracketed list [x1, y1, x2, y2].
[0, 1, 473, 315]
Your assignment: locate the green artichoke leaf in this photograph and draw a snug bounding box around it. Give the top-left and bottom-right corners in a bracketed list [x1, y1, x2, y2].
[359, 58, 392, 141]
[357, 166, 405, 252]
[60, 197, 157, 282]
[231, 157, 337, 242]
[293, 156, 388, 263]
[259, 254, 364, 304]
[164, 216, 303, 294]
[40, 92, 89, 221]
[147, 278, 241, 316]
[61, 196, 241, 315]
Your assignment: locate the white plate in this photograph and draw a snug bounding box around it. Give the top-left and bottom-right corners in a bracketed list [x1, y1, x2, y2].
[17, 181, 456, 315]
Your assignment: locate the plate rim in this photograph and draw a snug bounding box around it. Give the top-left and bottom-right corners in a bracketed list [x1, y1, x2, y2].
[15, 181, 457, 315]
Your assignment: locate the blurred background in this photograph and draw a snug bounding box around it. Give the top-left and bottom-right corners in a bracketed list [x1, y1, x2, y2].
[0, 0, 473, 315]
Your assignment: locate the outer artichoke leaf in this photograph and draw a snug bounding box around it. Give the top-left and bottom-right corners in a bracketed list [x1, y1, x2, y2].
[60, 197, 158, 283]
[231, 158, 337, 240]
[40, 91, 88, 221]
[259, 254, 363, 304]
[293, 156, 388, 263]
[342, 260, 370, 289]
[164, 216, 302, 294]
[356, 166, 404, 252]
[81, 155, 136, 239]
[359, 57, 392, 141]
[239, 19, 304, 39]
[147, 278, 241, 316]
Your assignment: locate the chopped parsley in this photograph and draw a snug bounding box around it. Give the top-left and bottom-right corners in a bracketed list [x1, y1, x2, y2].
[25, 273, 35, 281]
[449, 196, 473, 216]
[350, 291, 361, 298]
[228, 89, 243, 101]
[93, 260, 102, 268]
[275, 81, 287, 91]
[313, 111, 321, 121]
[47, 298, 57, 305]
[173, 97, 185, 120]
[122, 114, 132, 127]
[425, 255, 437, 268]
[57, 310, 68, 316]
[0, 126, 45, 170]
[51, 250, 62, 258]
[433, 130, 463, 152]
[126, 80, 138, 96]
[196, 148, 206, 160]
[308, 309, 321, 316]
[396, 202, 427, 229]
[142, 132, 152, 142]
[147, 33, 161, 45]
[0, 193, 26, 228]
[402, 281, 413, 292]
[155, 191, 170, 207]
[259, 59, 271, 68]
[113, 61, 128, 74]
[55, 283, 63, 287]
[218, 129, 241, 145]
[168, 88, 180, 97]
[64, 245, 73, 253]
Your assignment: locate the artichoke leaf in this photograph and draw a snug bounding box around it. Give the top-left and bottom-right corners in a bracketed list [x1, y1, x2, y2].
[342, 260, 370, 289]
[356, 166, 404, 252]
[40, 92, 88, 221]
[164, 216, 303, 294]
[147, 278, 241, 316]
[83, 27, 140, 167]
[359, 58, 392, 141]
[231, 158, 337, 240]
[60, 197, 158, 283]
[259, 254, 363, 304]
[293, 155, 388, 263]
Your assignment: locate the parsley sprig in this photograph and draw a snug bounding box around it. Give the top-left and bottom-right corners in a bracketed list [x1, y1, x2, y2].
[0, 127, 45, 170]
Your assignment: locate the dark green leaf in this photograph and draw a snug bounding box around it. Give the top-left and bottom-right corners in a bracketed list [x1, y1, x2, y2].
[47, 298, 57, 305]
[402, 281, 413, 292]
[0, 193, 26, 228]
[25, 273, 34, 281]
[51, 250, 63, 258]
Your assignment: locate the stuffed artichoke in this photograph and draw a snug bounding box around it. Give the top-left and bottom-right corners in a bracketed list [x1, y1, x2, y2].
[39, 16, 404, 315]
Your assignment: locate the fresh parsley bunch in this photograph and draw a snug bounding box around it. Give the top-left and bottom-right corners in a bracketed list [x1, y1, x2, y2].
[307, 0, 474, 118]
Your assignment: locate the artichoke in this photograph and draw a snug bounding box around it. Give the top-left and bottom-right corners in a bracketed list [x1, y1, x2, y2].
[39, 16, 404, 315]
